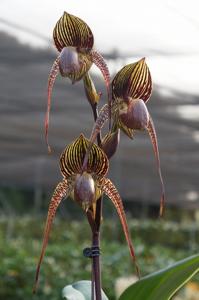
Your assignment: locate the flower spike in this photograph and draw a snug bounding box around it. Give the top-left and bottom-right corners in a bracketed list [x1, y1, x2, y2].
[33, 179, 69, 293]
[101, 178, 140, 277]
[147, 116, 165, 216]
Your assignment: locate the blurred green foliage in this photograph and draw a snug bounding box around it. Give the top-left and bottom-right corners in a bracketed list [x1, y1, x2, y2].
[0, 216, 198, 300]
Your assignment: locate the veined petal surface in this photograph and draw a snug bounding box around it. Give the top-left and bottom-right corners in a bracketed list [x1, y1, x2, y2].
[60, 135, 109, 178]
[112, 58, 152, 102]
[53, 12, 94, 52]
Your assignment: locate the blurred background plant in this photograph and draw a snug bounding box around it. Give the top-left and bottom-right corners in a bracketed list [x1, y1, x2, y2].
[0, 0, 199, 299]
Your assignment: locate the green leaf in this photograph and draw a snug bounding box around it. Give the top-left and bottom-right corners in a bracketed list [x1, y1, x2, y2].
[119, 254, 199, 300]
[62, 280, 109, 300]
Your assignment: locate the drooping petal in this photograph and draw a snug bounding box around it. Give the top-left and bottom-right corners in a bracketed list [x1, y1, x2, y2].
[89, 104, 109, 144]
[112, 58, 152, 103]
[60, 134, 109, 178]
[53, 12, 94, 52]
[147, 116, 165, 216]
[45, 56, 60, 153]
[101, 178, 140, 277]
[90, 49, 112, 126]
[83, 72, 101, 105]
[33, 179, 69, 293]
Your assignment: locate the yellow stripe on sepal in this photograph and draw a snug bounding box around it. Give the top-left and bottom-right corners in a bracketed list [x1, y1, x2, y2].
[60, 134, 109, 178]
[53, 12, 94, 52]
[112, 58, 152, 103]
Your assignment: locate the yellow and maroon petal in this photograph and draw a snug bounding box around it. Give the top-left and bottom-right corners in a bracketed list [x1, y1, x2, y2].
[101, 177, 140, 277]
[112, 58, 152, 103]
[60, 134, 109, 178]
[53, 12, 94, 52]
[147, 116, 165, 216]
[33, 179, 69, 293]
[45, 56, 60, 153]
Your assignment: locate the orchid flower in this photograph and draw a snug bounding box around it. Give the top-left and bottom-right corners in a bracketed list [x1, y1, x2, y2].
[84, 58, 165, 216]
[33, 134, 139, 292]
[45, 12, 111, 152]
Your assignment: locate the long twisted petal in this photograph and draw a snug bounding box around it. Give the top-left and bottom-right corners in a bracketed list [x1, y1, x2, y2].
[33, 179, 69, 293]
[45, 56, 60, 153]
[101, 178, 140, 277]
[147, 116, 165, 216]
[90, 50, 112, 127]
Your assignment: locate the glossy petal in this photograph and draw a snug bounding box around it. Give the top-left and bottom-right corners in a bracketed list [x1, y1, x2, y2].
[119, 99, 150, 130]
[45, 56, 60, 153]
[59, 47, 80, 76]
[60, 134, 109, 178]
[66, 52, 92, 83]
[33, 179, 69, 292]
[147, 116, 165, 216]
[53, 12, 94, 52]
[112, 58, 152, 102]
[101, 178, 140, 277]
[74, 172, 95, 211]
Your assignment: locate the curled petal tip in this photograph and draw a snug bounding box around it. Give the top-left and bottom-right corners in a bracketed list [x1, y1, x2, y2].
[159, 194, 165, 217]
[48, 145, 52, 154]
[32, 284, 37, 294]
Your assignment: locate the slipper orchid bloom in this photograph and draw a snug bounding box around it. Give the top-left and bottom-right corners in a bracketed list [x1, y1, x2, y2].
[85, 58, 165, 216]
[33, 134, 139, 292]
[45, 12, 111, 152]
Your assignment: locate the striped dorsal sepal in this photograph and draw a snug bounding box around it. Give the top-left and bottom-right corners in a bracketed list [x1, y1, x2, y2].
[112, 58, 152, 103]
[60, 134, 109, 179]
[53, 11, 94, 52]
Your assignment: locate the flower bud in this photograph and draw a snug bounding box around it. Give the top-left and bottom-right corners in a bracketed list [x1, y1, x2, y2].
[119, 99, 149, 130]
[74, 172, 95, 211]
[101, 129, 120, 159]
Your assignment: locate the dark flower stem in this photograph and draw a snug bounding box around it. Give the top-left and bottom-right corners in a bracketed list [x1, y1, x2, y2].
[88, 101, 103, 300]
[91, 103, 102, 147]
[92, 230, 101, 300]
